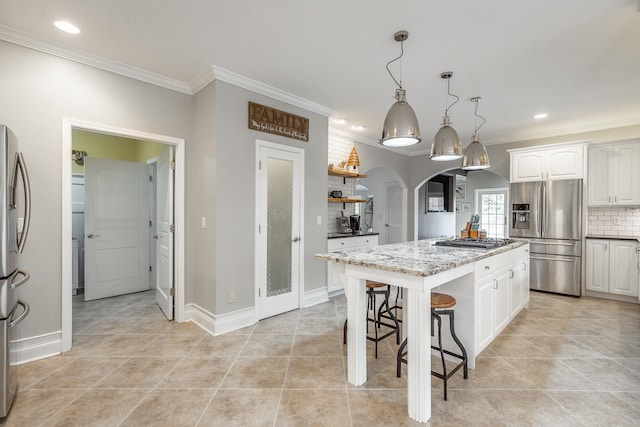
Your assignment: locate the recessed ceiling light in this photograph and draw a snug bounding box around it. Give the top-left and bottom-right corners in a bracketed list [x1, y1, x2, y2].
[334, 118, 347, 125]
[351, 125, 365, 131]
[534, 113, 548, 119]
[54, 21, 80, 34]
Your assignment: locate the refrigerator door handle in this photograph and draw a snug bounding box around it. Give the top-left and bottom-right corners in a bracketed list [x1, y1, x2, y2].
[530, 255, 575, 263]
[14, 152, 31, 253]
[540, 182, 546, 237]
[529, 240, 574, 246]
[9, 269, 30, 290]
[9, 300, 30, 328]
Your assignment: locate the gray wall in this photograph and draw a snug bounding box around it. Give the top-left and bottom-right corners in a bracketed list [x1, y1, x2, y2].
[0, 40, 193, 339]
[191, 80, 329, 315]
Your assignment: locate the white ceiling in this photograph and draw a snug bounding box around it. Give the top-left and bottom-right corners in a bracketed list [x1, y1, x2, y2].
[1, 0, 640, 155]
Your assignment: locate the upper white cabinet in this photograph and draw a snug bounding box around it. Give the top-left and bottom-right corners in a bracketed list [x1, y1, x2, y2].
[509, 144, 587, 182]
[587, 141, 640, 206]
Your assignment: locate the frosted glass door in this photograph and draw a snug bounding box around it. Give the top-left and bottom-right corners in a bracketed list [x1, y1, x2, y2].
[255, 142, 302, 320]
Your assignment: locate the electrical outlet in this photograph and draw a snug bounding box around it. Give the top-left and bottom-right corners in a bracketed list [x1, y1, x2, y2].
[228, 289, 236, 303]
[613, 216, 621, 226]
[317, 215, 322, 225]
[201, 216, 206, 229]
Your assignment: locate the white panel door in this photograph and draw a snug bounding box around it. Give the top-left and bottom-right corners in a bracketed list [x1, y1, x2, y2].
[384, 182, 403, 244]
[255, 142, 303, 320]
[155, 147, 175, 319]
[85, 158, 150, 301]
[585, 239, 609, 292]
[610, 240, 639, 297]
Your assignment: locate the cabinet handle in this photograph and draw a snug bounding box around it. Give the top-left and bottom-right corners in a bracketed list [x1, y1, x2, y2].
[485, 265, 491, 270]
[493, 279, 498, 289]
[509, 269, 515, 279]
[523, 263, 527, 270]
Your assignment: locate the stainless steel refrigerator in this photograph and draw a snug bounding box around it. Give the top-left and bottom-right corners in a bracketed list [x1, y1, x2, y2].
[510, 179, 582, 296]
[0, 125, 31, 418]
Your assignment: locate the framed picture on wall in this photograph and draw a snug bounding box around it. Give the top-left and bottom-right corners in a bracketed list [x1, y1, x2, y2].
[462, 203, 471, 213]
[455, 203, 461, 215]
[455, 182, 466, 200]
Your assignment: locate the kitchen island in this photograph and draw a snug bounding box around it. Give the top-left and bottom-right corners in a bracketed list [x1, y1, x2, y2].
[316, 238, 529, 424]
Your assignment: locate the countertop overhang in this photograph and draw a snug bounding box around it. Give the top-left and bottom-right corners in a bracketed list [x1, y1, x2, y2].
[316, 239, 528, 278]
[327, 232, 380, 239]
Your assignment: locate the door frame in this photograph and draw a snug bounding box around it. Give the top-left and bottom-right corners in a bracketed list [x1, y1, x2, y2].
[254, 139, 305, 320]
[383, 181, 406, 244]
[61, 118, 185, 352]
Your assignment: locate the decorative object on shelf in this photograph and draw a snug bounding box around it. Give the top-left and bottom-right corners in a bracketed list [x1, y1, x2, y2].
[462, 97, 491, 170]
[380, 30, 421, 148]
[248, 101, 309, 142]
[431, 72, 462, 161]
[347, 147, 360, 173]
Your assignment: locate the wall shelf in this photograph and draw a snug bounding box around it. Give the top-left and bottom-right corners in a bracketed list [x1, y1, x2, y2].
[328, 168, 367, 184]
[328, 197, 368, 208]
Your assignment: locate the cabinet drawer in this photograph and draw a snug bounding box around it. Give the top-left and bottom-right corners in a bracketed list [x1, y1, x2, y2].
[475, 257, 495, 279]
[328, 235, 378, 251]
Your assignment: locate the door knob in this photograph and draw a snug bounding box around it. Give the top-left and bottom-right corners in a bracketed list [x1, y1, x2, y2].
[87, 233, 100, 239]
[292, 237, 301, 242]
[153, 235, 159, 239]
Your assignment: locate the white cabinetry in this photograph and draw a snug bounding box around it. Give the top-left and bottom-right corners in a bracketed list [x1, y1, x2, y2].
[509, 144, 586, 182]
[586, 239, 639, 297]
[587, 141, 640, 206]
[475, 244, 530, 354]
[327, 235, 378, 295]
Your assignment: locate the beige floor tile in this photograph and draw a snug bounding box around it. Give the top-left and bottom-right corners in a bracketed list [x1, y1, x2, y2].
[524, 335, 606, 359]
[46, 388, 149, 427]
[571, 334, 640, 358]
[468, 357, 537, 390]
[221, 356, 289, 389]
[348, 389, 422, 427]
[284, 356, 346, 389]
[240, 334, 295, 357]
[480, 390, 581, 426]
[253, 315, 299, 335]
[547, 390, 640, 427]
[611, 391, 640, 411]
[296, 316, 341, 335]
[158, 357, 234, 389]
[135, 333, 204, 357]
[561, 358, 640, 391]
[428, 389, 506, 427]
[1, 389, 83, 426]
[16, 355, 75, 390]
[483, 334, 550, 358]
[347, 355, 407, 390]
[502, 357, 597, 390]
[188, 334, 248, 358]
[95, 356, 182, 388]
[198, 389, 280, 427]
[120, 388, 215, 427]
[291, 334, 344, 357]
[30, 356, 127, 389]
[276, 389, 351, 426]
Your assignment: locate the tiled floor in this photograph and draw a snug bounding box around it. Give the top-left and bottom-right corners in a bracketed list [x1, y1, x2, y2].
[3, 289, 640, 426]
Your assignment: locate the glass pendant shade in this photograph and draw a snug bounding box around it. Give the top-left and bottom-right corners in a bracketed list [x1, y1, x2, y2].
[380, 89, 421, 147]
[430, 117, 462, 161]
[462, 133, 491, 170]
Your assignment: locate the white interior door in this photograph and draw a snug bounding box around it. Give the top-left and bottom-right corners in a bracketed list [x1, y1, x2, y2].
[155, 146, 174, 320]
[255, 141, 303, 320]
[84, 157, 150, 301]
[385, 182, 403, 244]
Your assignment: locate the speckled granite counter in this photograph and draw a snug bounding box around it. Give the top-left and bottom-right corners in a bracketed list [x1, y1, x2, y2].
[316, 238, 529, 424]
[316, 238, 527, 277]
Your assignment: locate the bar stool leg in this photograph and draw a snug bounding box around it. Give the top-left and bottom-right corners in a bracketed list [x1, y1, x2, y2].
[447, 310, 468, 379]
[397, 338, 407, 377]
[433, 310, 449, 401]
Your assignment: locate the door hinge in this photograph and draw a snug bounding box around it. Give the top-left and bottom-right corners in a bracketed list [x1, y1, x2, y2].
[149, 220, 153, 227]
[258, 288, 261, 297]
[169, 287, 175, 297]
[258, 224, 261, 233]
[170, 160, 176, 170]
[259, 160, 262, 170]
[149, 265, 152, 272]
[149, 175, 153, 182]
[170, 224, 175, 233]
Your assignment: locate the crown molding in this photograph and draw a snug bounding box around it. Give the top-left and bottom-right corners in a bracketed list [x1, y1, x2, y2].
[0, 25, 192, 94]
[196, 66, 335, 117]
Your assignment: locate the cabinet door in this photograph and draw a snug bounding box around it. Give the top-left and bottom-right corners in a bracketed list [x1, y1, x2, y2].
[475, 276, 496, 353]
[509, 265, 522, 318]
[546, 146, 584, 180]
[585, 239, 609, 292]
[609, 240, 639, 297]
[511, 152, 545, 182]
[493, 268, 511, 334]
[613, 143, 640, 206]
[587, 146, 612, 206]
[520, 259, 530, 307]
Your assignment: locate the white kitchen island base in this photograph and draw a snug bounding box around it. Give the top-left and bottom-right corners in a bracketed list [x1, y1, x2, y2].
[319, 239, 529, 424]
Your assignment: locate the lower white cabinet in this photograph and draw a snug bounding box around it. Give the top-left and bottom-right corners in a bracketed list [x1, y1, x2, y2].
[327, 235, 379, 295]
[586, 238, 639, 297]
[475, 244, 530, 355]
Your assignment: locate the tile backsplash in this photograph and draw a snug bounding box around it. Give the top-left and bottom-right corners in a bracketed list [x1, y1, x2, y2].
[587, 207, 640, 237]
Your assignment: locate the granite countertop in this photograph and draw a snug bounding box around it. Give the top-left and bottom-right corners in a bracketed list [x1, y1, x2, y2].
[586, 235, 640, 242]
[316, 239, 528, 277]
[327, 232, 380, 239]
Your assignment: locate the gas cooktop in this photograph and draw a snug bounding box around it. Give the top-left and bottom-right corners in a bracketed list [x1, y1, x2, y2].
[434, 238, 516, 249]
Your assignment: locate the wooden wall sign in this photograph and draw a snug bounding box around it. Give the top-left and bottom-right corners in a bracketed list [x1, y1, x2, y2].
[248, 102, 309, 142]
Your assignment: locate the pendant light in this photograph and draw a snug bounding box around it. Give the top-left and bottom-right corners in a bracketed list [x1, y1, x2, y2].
[430, 71, 462, 160]
[380, 30, 421, 147]
[462, 97, 491, 170]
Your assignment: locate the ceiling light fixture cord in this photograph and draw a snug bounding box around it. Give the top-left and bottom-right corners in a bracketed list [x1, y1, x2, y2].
[473, 98, 486, 133]
[444, 78, 459, 117]
[385, 40, 404, 89]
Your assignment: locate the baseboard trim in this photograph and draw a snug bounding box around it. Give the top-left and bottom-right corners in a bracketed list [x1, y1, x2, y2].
[328, 286, 344, 299]
[303, 287, 329, 308]
[184, 303, 255, 336]
[10, 331, 62, 365]
[585, 290, 639, 304]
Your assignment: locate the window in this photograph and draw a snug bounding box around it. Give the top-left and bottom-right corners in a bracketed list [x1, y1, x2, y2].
[477, 189, 508, 239]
